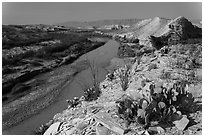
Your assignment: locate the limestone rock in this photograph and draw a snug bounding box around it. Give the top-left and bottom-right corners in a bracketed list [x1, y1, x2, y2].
[43, 122, 61, 135]
[148, 126, 165, 134]
[94, 112, 124, 135]
[173, 116, 189, 131]
[96, 124, 111, 135]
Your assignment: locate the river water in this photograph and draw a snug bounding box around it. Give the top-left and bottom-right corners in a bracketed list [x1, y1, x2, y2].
[3, 40, 120, 135]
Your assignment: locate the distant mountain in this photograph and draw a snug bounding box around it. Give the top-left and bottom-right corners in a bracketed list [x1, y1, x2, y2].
[118, 16, 201, 40]
[118, 17, 172, 39]
[57, 17, 201, 31]
[57, 18, 142, 28]
[165, 16, 202, 39]
[191, 19, 202, 28]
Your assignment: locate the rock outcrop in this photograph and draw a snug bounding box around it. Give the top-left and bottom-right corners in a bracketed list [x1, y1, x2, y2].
[40, 41, 202, 135]
[115, 16, 201, 47]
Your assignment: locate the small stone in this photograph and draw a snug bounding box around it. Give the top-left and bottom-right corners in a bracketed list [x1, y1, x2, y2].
[137, 130, 146, 135]
[76, 121, 89, 131]
[63, 127, 76, 135]
[173, 116, 189, 131]
[176, 111, 182, 116]
[72, 118, 81, 125]
[143, 130, 150, 135]
[96, 124, 110, 135]
[43, 122, 61, 135]
[148, 126, 165, 134]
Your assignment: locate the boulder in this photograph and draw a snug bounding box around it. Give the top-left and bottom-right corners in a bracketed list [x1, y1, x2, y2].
[94, 112, 124, 135]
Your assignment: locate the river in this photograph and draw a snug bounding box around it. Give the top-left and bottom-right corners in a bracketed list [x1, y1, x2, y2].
[3, 40, 120, 135]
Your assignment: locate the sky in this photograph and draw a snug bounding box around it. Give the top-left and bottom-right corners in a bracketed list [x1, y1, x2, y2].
[2, 2, 202, 25]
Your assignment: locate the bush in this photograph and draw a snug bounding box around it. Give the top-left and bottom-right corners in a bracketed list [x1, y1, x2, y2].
[84, 87, 100, 101]
[78, 59, 101, 101]
[2, 25, 53, 49]
[117, 44, 136, 57]
[2, 50, 36, 66]
[38, 33, 88, 55]
[131, 38, 140, 43]
[160, 70, 171, 80]
[2, 32, 90, 65]
[34, 120, 54, 135]
[116, 94, 138, 126]
[117, 64, 132, 91]
[147, 63, 157, 71]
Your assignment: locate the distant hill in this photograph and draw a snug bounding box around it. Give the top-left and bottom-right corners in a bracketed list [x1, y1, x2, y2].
[118, 17, 172, 39]
[57, 18, 142, 28]
[118, 16, 201, 40]
[57, 17, 201, 33]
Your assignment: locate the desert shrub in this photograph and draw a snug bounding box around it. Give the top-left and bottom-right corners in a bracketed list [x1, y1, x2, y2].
[117, 44, 136, 57]
[2, 66, 15, 74]
[3, 25, 88, 50]
[183, 70, 201, 84]
[160, 70, 171, 80]
[34, 120, 54, 135]
[34, 124, 50, 135]
[77, 79, 92, 102]
[126, 37, 139, 43]
[2, 50, 36, 66]
[2, 26, 53, 49]
[131, 38, 140, 43]
[3, 32, 91, 64]
[116, 94, 138, 126]
[168, 51, 200, 70]
[140, 80, 196, 128]
[117, 63, 132, 91]
[88, 59, 101, 97]
[138, 46, 155, 56]
[83, 87, 101, 101]
[66, 97, 81, 108]
[168, 55, 186, 69]
[147, 63, 157, 71]
[78, 59, 101, 101]
[10, 83, 31, 95]
[38, 33, 88, 54]
[106, 72, 115, 81]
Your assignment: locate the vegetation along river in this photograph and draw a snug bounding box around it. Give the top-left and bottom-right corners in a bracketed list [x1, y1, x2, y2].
[3, 40, 121, 135]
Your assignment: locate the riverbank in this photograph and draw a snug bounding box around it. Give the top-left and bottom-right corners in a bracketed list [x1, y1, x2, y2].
[2, 39, 109, 132]
[2, 60, 88, 131]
